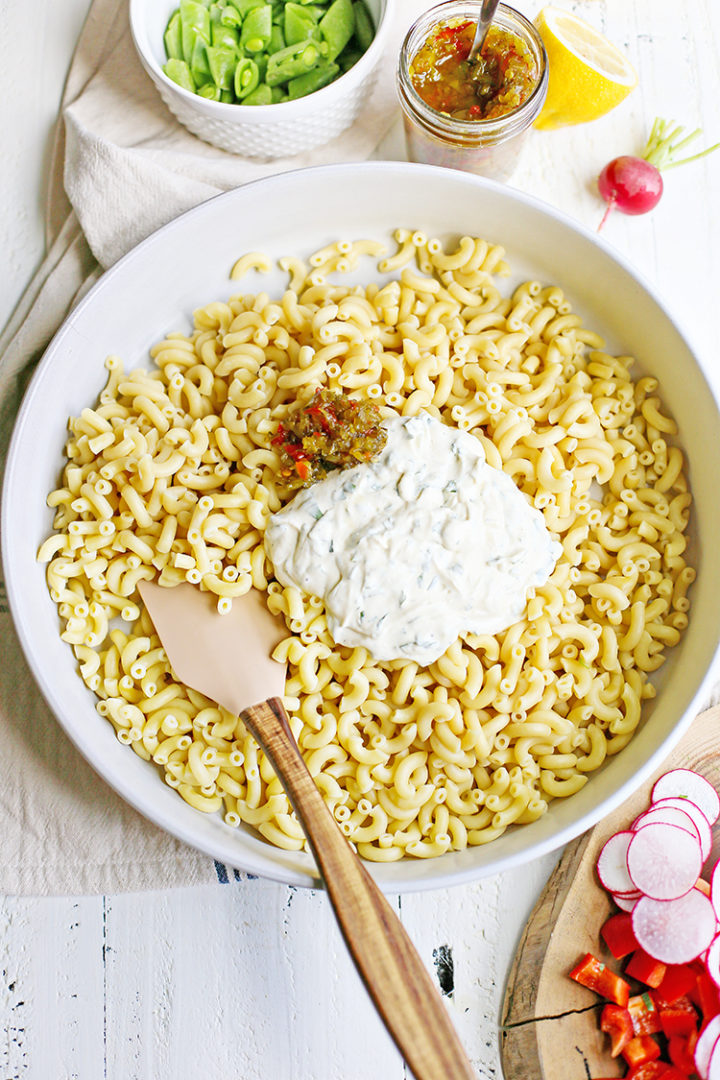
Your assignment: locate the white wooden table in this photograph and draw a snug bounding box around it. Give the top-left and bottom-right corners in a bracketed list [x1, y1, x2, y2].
[2, 1, 720, 1077]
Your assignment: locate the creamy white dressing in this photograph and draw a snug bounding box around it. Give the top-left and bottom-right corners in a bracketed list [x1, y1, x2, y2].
[264, 413, 561, 665]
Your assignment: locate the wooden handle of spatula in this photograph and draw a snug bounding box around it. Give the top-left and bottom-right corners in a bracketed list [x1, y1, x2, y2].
[242, 697, 476, 1080]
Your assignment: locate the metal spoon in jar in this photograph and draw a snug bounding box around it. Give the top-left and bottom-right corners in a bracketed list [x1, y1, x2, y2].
[468, 0, 500, 61]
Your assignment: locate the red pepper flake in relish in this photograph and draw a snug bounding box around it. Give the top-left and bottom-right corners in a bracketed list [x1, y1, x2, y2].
[271, 389, 386, 491]
[409, 19, 539, 121]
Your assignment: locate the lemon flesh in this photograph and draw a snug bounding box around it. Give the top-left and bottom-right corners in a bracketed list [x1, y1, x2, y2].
[534, 6, 637, 130]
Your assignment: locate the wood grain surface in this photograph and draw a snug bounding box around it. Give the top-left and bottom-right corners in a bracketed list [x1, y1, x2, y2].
[500, 705, 720, 1080]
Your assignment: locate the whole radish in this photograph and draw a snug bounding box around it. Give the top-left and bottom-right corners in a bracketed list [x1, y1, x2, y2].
[598, 117, 720, 229]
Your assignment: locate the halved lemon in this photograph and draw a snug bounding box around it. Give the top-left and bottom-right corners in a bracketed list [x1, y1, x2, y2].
[534, 6, 637, 130]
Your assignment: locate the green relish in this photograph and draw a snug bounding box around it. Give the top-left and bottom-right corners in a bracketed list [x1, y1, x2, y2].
[409, 19, 539, 121]
[271, 389, 386, 490]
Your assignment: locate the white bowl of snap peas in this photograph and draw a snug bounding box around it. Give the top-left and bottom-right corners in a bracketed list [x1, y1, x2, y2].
[130, 0, 390, 158]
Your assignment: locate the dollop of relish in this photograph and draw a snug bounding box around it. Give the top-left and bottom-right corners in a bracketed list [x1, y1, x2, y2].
[271, 389, 387, 490]
[409, 20, 538, 121]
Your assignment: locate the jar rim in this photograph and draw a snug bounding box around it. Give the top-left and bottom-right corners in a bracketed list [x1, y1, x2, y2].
[397, 1, 548, 140]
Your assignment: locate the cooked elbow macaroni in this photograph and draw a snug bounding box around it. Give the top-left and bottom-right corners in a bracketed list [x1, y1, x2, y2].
[40, 230, 694, 861]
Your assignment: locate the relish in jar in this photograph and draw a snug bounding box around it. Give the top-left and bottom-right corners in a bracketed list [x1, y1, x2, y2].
[409, 19, 539, 121]
[397, 2, 548, 182]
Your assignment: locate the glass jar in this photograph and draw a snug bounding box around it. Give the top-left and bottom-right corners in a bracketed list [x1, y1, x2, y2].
[397, 1, 548, 182]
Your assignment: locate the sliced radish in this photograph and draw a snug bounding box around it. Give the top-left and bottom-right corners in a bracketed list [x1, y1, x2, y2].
[612, 891, 641, 912]
[696, 1014, 720, 1079]
[652, 795, 713, 859]
[633, 889, 717, 964]
[633, 805, 703, 847]
[706, 934, 720, 988]
[626, 822, 703, 900]
[709, 1036, 720, 1080]
[652, 768, 720, 825]
[712, 861, 720, 920]
[597, 830, 636, 894]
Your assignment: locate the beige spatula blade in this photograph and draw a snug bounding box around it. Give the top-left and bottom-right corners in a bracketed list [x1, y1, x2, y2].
[138, 580, 287, 715]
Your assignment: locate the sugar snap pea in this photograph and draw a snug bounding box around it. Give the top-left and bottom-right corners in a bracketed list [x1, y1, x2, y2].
[287, 59, 339, 98]
[163, 57, 196, 92]
[207, 45, 236, 88]
[243, 83, 274, 105]
[266, 40, 319, 85]
[352, 0, 373, 51]
[164, 12, 184, 60]
[240, 4, 273, 52]
[318, 0, 354, 62]
[234, 56, 260, 98]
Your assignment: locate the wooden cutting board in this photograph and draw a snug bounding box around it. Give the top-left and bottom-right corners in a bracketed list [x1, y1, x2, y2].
[500, 704, 720, 1080]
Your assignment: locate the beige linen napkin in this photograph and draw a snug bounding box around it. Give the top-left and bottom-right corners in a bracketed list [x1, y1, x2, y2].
[0, 0, 414, 896]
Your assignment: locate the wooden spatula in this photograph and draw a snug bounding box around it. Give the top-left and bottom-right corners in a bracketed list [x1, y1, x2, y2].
[138, 579, 475, 1080]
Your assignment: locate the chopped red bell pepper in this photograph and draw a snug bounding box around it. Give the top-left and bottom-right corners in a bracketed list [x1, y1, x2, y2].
[625, 1065, 672, 1080]
[622, 1034, 662, 1067]
[569, 953, 630, 1007]
[626, 949, 667, 989]
[657, 994, 699, 1038]
[295, 459, 311, 481]
[695, 970, 720, 1024]
[601, 912, 639, 960]
[601, 1003, 634, 1057]
[654, 964, 697, 1005]
[625, 1065, 671, 1080]
[668, 1028, 698, 1074]
[283, 442, 308, 462]
[628, 993, 663, 1036]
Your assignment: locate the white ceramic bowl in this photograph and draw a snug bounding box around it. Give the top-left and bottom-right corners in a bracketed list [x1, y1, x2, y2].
[4, 163, 720, 892]
[129, 0, 390, 158]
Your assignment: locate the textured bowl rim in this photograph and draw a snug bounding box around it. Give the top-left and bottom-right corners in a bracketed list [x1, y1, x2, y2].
[129, 0, 392, 119]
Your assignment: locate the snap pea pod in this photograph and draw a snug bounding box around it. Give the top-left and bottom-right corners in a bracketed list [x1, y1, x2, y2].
[197, 81, 222, 99]
[164, 57, 196, 92]
[242, 83, 274, 105]
[284, 2, 317, 45]
[318, 0, 354, 62]
[218, 4, 242, 27]
[240, 4, 273, 52]
[190, 37, 212, 83]
[234, 56, 260, 97]
[266, 40, 320, 85]
[339, 46, 362, 71]
[227, 0, 266, 16]
[268, 23, 286, 53]
[211, 18, 240, 50]
[164, 12, 183, 59]
[179, 0, 211, 59]
[352, 0, 373, 51]
[207, 44, 236, 88]
[287, 59, 339, 98]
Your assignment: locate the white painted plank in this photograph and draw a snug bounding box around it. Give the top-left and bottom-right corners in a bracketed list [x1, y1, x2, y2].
[102, 882, 405, 1079]
[0, 895, 105, 1079]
